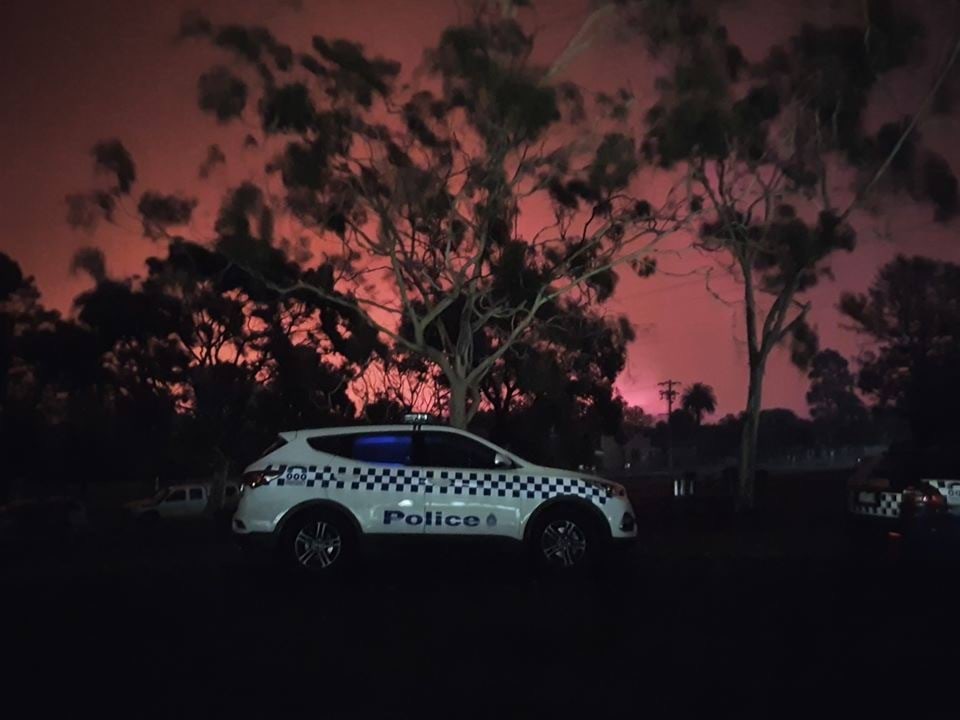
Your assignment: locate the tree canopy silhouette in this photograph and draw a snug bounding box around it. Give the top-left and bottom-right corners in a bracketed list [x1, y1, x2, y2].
[681, 382, 717, 426]
[805, 349, 869, 446]
[625, 0, 960, 507]
[841, 255, 960, 449]
[69, 3, 685, 428]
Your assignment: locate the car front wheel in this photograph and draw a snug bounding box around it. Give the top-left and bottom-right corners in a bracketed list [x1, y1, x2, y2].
[529, 506, 603, 573]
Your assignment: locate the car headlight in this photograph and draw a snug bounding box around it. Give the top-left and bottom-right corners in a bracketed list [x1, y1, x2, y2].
[597, 481, 626, 498]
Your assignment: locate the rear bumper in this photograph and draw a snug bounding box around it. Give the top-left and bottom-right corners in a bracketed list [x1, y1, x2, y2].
[847, 510, 948, 537]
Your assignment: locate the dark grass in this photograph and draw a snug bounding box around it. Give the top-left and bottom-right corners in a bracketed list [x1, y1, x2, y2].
[5, 510, 960, 719]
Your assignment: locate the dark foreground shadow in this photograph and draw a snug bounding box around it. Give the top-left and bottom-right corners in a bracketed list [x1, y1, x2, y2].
[4, 522, 960, 718]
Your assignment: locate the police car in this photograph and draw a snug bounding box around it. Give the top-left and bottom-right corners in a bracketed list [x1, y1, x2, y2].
[233, 414, 637, 574]
[848, 445, 960, 533]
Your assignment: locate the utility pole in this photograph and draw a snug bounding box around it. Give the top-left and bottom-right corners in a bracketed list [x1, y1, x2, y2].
[658, 379, 680, 472]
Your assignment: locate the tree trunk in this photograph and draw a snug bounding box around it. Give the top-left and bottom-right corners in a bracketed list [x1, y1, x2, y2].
[207, 448, 229, 519]
[738, 360, 765, 511]
[448, 380, 469, 429]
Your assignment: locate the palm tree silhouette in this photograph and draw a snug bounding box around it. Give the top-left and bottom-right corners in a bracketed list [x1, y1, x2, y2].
[681, 383, 717, 426]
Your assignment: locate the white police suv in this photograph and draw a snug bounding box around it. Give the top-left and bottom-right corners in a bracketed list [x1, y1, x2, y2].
[233, 414, 637, 574]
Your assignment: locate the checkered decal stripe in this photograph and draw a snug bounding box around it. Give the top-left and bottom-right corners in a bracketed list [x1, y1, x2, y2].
[264, 464, 611, 505]
[922, 480, 960, 514]
[926, 479, 959, 492]
[849, 491, 901, 518]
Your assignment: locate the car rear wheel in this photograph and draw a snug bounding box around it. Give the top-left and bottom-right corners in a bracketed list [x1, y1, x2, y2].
[281, 509, 355, 576]
[529, 506, 604, 574]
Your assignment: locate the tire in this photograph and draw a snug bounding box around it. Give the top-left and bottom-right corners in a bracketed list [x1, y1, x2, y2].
[528, 504, 605, 575]
[280, 508, 356, 577]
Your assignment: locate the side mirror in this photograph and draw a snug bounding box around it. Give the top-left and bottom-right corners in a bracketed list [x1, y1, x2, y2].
[494, 453, 512, 468]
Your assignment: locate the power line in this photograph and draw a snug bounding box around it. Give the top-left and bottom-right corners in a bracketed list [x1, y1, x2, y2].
[658, 379, 681, 472]
[616, 276, 709, 301]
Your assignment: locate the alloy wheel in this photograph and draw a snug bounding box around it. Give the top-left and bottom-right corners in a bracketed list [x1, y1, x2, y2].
[294, 520, 343, 570]
[540, 519, 587, 567]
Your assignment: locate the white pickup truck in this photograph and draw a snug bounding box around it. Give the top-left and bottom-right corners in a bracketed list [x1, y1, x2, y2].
[125, 481, 241, 523]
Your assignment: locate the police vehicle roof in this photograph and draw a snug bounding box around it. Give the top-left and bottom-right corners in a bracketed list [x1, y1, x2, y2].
[282, 423, 463, 439]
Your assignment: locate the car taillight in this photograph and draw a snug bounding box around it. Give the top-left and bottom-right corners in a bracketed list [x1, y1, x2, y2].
[902, 487, 946, 508]
[242, 469, 279, 490]
[928, 492, 946, 508]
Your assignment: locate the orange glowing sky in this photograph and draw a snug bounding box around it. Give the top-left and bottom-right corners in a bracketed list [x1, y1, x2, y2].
[2, 0, 959, 417]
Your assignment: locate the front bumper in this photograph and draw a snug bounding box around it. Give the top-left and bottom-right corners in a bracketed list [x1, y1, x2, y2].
[607, 497, 638, 539]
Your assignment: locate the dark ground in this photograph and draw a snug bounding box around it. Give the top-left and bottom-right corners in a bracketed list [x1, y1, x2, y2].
[4, 501, 960, 720]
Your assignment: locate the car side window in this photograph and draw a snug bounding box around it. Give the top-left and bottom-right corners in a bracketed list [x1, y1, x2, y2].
[307, 434, 354, 458]
[189, 488, 204, 501]
[166, 489, 186, 502]
[350, 433, 413, 466]
[418, 432, 500, 469]
[308, 433, 414, 466]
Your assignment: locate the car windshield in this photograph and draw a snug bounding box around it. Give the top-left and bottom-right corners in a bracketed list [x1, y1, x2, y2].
[149, 489, 168, 504]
